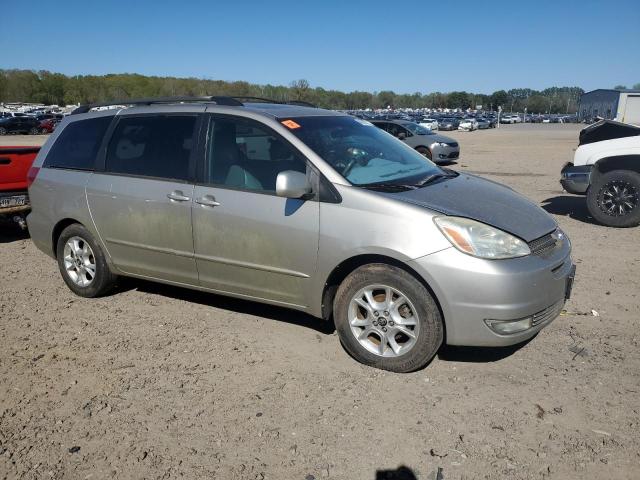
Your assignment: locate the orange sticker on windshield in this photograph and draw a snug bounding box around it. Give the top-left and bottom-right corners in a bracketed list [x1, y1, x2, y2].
[281, 119, 301, 129]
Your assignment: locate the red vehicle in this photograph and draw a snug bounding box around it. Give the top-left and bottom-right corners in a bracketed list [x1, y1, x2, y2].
[38, 118, 58, 134]
[0, 146, 40, 229]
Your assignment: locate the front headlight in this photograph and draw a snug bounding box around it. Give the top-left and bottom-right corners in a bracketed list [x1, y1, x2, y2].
[434, 216, 531, 259]
[435, 142, 449, 147]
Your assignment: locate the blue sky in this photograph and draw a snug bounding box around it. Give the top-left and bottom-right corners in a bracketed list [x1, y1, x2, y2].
[2, 0, 639, 94]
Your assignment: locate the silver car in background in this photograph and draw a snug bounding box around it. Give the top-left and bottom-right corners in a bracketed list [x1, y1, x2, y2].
[371, 119, 459, 163]
[27, 97, 575, 372]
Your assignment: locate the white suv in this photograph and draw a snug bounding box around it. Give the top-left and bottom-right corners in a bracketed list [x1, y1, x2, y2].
[560, 120, 640, 227]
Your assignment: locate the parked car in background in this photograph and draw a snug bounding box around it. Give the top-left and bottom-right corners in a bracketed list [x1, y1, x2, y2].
[0, 116, 41, 135]
[0, 112, 28, 118]
[438, 117, 460, 131]
[475, 118, 491, 129]
[560, 120, 640, 227]
[500, 115, 519, 124]
[371, 119, 460, 162]
[419, 118, 439, 131]
[458, 118, 478, 131]
[0, 146, 40, 229]
[38, 118, 60, 134]
[26, 96, 574, 373]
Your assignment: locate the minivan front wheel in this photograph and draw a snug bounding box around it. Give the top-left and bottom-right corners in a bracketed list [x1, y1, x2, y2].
[56, 224, 117, 297]
[334, 264, 443, 372]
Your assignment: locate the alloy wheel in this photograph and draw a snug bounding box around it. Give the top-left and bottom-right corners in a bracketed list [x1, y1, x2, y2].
[63, 236, 97, 287]
[348, 284, 420, 357]
[599, 181, 638, 217]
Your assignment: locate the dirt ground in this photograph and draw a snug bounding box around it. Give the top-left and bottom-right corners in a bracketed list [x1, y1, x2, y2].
[1, 125, 639, 480]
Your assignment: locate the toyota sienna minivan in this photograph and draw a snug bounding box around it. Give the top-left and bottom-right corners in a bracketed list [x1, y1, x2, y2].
[27, 96, 575, 372]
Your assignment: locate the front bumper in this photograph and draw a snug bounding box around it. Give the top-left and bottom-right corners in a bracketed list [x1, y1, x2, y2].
[560, 162, 591, 194]
[409, 237, 574, 347]
[430, 143, 460, 163]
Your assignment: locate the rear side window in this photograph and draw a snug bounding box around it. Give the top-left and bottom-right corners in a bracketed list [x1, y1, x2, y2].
[105, 115, 197, 181]
[43, 116, 113, 170]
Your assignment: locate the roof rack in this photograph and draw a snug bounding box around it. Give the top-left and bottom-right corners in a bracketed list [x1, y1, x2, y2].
[230, 96, 318, 108]
[70, 95, 318, 115]
[70, 96, 243, 115]
[286, 100, 317, 108]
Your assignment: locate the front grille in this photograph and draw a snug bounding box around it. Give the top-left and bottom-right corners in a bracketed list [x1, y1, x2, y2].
[447, 151, 459, 158]
[446, 142, 459, 147]
[529, 231, 560, 257]
[531, 299, 564, 326]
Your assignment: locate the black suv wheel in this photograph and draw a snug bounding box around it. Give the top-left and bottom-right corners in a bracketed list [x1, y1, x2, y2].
[587, 170, 640, 227]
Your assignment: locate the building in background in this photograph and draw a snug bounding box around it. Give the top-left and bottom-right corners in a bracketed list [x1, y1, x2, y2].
[579, 89, 640, 125]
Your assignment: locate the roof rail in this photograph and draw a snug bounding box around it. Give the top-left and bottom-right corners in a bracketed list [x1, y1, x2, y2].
[286, 100, 317, 108]
[230, 96, 280, 104]
[231, 96, 318, 108]
[70, 96, 243, 115]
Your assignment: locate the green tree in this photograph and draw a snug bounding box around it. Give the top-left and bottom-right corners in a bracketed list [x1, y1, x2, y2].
[0, 68, 585, 114]
[446, 91, 471, 109]
[376, 90, 396, 108]
[289, 79, 310, 101]
[490, 90, 509, 110]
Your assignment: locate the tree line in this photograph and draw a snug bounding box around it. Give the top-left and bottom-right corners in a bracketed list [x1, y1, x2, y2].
[0, 68, 607, 114]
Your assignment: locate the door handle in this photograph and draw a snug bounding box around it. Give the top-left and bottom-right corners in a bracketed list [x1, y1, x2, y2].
[167, 190, 191, 202]
[195, 195, 221, 207]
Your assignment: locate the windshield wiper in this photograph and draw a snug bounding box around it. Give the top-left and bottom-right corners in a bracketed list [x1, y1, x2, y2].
[360, 170, 458, 192]
[413, 170, 458, 187]
[360, 183, 418, 192]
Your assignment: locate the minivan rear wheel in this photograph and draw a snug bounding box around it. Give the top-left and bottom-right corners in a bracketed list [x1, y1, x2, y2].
[334, 264, 443, 372]
[56, 224, 117, 297]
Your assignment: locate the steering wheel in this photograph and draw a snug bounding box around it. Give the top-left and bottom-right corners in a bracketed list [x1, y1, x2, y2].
[341, 146, 370, 177]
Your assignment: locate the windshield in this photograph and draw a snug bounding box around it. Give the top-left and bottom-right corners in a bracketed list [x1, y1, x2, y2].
[404, 122, 432, 135]
[284, 116, 441, 186]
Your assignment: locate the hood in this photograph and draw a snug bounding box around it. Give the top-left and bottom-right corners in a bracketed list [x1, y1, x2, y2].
[380, 173, 556, 242]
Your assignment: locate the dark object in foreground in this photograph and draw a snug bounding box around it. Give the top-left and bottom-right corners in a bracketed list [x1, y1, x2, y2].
[376, 465, 418, 480]
[579, 120, 640, 146]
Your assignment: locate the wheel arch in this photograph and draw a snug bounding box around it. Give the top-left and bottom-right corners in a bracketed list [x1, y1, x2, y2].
[592, 155, 640, 181]
[52, 218, 85, 258]
[320, 254, 447, 341]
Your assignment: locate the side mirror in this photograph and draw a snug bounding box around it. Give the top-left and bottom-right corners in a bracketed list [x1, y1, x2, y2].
[397, 132, 406, 140]
[276, 170, 312, 199]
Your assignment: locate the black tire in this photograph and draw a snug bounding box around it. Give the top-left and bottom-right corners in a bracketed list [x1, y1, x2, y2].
[40, 128, 49, 134]
[0, 127, 6, 135]
[587, 170, 640, 227]
[334, 264, 443, 373]
[416, 146, 432, 160]
[56, 224, 117, 297]
[29, 127, 40, 135]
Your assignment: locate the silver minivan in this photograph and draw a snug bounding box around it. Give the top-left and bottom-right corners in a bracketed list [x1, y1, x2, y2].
[27, 97, 575, 372]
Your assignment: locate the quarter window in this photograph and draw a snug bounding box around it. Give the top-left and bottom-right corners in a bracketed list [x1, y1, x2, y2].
[204, 116, 307, 193]
[105, 115, 197, 181]
[43, 116, 113, 170]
